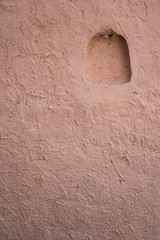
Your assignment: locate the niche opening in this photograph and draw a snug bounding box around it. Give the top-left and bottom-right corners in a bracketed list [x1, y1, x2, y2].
[84, 31, 132, 85]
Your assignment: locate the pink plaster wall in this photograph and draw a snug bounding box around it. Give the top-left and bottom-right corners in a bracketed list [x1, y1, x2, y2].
[0, 0, 160, 239]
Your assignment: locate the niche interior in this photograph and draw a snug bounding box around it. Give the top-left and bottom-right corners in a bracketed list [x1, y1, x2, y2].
[84, 31, 132, 85]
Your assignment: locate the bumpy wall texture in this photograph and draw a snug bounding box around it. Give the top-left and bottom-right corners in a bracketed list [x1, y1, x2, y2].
[0, 0, 160, 239]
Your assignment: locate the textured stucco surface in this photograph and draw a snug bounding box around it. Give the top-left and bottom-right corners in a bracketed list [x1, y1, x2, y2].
[0, 0, 160, 239]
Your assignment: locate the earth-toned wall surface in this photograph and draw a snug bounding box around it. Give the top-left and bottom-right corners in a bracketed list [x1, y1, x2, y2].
[0, 0, 160, 239]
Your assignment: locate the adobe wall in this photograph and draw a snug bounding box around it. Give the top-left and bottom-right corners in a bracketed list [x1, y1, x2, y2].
[0, 0, 160, 239]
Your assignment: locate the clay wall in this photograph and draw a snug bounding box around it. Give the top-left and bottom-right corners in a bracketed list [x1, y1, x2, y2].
[0, 0, 160, 239]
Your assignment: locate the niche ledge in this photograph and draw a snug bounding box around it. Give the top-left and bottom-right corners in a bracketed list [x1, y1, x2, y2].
[84, 31, 132, 85]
